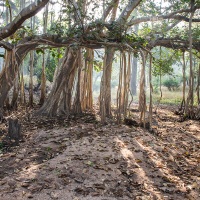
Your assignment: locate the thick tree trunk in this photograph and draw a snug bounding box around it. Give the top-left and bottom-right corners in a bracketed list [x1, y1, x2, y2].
[58, 64, 77, 115]
[37, 48, 78, 117]
[0, 51, 14, 108]
[81, 49, 93, 111]
[100, 47, 115, 122]
[0, 45, 36, 109]
[20, 67, 26, 105]
[11, 73, 19, 110]
[139, 51, 147, 127]
[73, 50, 83, 114]
[8, 118, 21, 145]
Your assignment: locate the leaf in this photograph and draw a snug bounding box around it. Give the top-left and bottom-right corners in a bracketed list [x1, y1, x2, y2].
[135, 159, 142, 163]
[36, 49, 44, 54]
[85, 160, 93, 166]
[57, 53, 63, 59]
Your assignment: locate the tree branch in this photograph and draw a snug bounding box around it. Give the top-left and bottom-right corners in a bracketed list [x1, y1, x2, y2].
[0, 0, 49, 40]
[0, 41, 13, 50]
[128, 6, 200, 26]
[117, 0, 142, 23]
[148, 37, 200, 51]
[102, 0, 119, 21]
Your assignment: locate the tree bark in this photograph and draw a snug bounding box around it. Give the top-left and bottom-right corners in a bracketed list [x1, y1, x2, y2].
[11, 73, 19, 110]
[131, 56, 138, 95]
[0, 45, 36, 108]
[185, 10, 195, 118]
[0, 0, 49, 40]
[37, 48, 78, 117]
[139, 51, 147, 127]
[81, 49, 93, 111]
[100, 47, 115, 122]
[39, 53, 46, 105]
[73, 50, 82, 114]
[180, 51, 186, 111]
[29, 51, 34, 106]
[149, 54, 153, 130]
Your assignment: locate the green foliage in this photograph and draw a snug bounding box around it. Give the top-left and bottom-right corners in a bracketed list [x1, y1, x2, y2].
[5, 0, 10, 7]
[50, 48, 64, 59]
[163, 78, 180, 91]
[167, 24, 200, 41]
[152, 77, 160, 94]
[46, 57, 56, 82]
[48, 22, 65, 36]
[34, 48, 64, 82]
[93, 60, 103, 72]
[36, 48, 44, 55]
[125, 33, 148, 48]
[11, 26, 37, 44]
[152, 57, 174, 77]
[152, 49, 181, 77]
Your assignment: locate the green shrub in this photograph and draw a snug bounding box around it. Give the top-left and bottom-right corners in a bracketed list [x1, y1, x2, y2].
[163, 78, 180, 91]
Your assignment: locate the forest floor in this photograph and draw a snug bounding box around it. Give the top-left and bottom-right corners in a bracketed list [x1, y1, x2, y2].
[0, 105, 199, 200]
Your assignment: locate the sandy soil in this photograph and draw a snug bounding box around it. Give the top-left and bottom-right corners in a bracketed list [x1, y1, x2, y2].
[0, 106, 199, 200]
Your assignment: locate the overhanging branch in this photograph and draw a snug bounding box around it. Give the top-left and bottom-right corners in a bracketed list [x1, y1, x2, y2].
[0, 0, 49, 41]
[128, 6, 200, 26]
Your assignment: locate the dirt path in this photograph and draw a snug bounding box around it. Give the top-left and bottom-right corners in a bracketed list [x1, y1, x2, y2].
[0, 106, 199, 200]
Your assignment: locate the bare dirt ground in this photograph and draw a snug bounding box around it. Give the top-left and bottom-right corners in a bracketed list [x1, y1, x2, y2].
[0, 105, 199, 200]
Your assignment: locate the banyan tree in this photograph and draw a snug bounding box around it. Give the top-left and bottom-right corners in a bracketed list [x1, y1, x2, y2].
[0, 0, 200, 127]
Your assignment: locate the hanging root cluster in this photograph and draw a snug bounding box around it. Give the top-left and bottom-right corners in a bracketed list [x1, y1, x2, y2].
[116, 52, 131, 123]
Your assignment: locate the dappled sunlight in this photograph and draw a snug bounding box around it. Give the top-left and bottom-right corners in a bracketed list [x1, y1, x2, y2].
[114, 132, 200, 199]
[114, 137, 164, 199]
[188, 124, 200, 133]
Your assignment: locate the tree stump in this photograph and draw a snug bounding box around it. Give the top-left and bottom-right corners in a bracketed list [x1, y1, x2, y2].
[8, 118, 21, 144]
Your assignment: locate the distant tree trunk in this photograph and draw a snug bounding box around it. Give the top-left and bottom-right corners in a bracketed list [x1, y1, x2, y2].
[159, 47, 163, 100]
[29, 51, 34, 106]
[196, 62, 200, 119]
[149, 54, 153, 130]
[180, 51, 186, 111]
[185, 10, 195, 118]
[116, 52, 123, 123]
[39, 53, 46, 105]
[197, 63, 200, 105]
[130, 24, 139, 96]
[131, 56, 138, 95]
